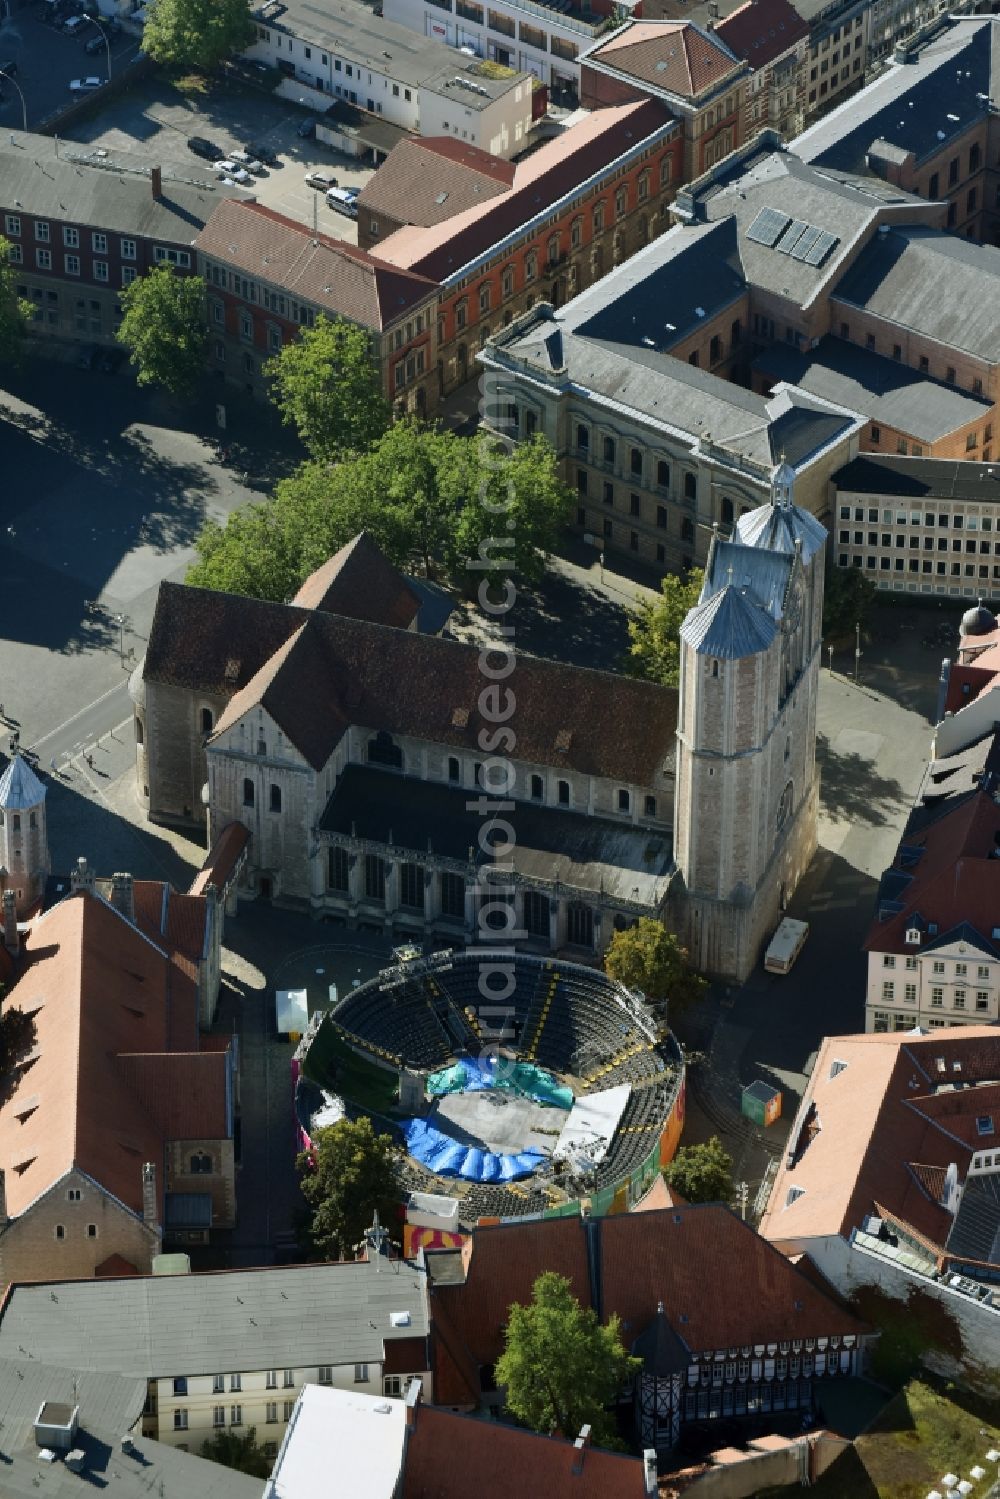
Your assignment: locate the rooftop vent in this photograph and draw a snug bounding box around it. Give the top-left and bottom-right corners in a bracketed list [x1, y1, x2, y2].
[451, 707, 470, 728]
[34, 1402, 79, 1452]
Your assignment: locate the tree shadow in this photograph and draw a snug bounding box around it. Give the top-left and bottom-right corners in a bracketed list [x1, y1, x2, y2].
[816, 732, 910, 828]
[450, 566, 636, 673]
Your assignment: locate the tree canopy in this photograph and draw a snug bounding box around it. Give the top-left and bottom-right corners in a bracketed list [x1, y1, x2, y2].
[0, 236, 34, 364]
[0, 1006, 36, 1075]
[200, 1426, 273, 1479]
[603, 918, 707, 1017]
[662, 1136, 734, 1205]
[143, 0, 255, 71]
[625, 569, 704, 687]
[265, 314, 391, 462]
[495, 1271, 639, 1447]
[186, 422, 573, 596]
[296, 1116, 400, 1261]
[823, 561, 877, 644]
[116, 267, 207, 400]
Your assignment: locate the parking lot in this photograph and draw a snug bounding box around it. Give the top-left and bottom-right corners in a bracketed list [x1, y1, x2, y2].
[58, 71, 375, 244]
[0, 5, 140, 129]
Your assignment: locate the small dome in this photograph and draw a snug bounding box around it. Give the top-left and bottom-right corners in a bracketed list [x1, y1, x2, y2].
[960, 602, 996, 637]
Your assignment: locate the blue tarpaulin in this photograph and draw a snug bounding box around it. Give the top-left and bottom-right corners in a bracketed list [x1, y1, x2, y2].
[402, 1117, 545, 1182]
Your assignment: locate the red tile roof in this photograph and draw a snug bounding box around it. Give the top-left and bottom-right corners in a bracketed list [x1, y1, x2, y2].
[714, 0, 808, 67]
[292, 532, 420, 630]
[116, 1052, 230, 1139]
[376, 100, 673, 281]
[944, 663, 995, 714]
[95, 1254, 140, 1277]
[189, 822, 250, 899]
[760, 1028, 1000, 1251]
[194, 201, 437, 331]
[586, 21, 742, 98]
[863, 791, 1000, 957]
[357, 137, 515, 229]
[0, 892, 232, 1223]
[403, 1405, 648, 1498]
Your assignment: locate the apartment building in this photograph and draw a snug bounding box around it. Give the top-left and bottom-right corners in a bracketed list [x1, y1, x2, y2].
[364, 101, 681, 397]
[0, 1257, 431, 1462]
[194, 200, 439, 412]
[0, 135, 247, 350]
[248, 0, 533, 158]
[829, 455, 1000, 601]
[716, 0, 810, 140]
[578, 20, 750, 182]
[795, 16, 1000, 245]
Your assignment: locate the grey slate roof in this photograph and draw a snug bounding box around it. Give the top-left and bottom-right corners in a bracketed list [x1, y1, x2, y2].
[736, 498, 827, 563]
[946, 1170, 1000, 1264]
[680, 585, 778, 658]
[0, 1261, 430, 1378]
[319, 764, 674, 906]
[0, 754, 46, 810]
[756, 335, 992, 441]
[794, 18, 995, 176]
[832, 226, 1000, 363]
[704, 538, 794, 618]
[831, 455, 1000, 502]
[0, 133, 249, 240]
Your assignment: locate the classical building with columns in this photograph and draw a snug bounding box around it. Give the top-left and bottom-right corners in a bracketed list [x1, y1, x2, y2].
[133, 494, 824, 978]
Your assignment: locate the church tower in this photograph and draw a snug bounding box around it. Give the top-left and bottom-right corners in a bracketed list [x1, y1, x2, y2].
[672, 464, 826, 981]
[0, 756, 51, 916]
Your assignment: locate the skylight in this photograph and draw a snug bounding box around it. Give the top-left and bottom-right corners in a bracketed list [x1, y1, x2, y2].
[977, 1116, 994, 1136]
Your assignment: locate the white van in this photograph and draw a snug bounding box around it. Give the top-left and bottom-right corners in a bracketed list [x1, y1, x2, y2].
[763, 917, 809, 975]
[326, 186, 358, 219]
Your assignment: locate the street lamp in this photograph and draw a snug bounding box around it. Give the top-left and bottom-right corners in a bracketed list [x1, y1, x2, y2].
[0, 66, 27, 133]
[113, 612, 129, 666]
[854, 619, 861, 684]
[83, 15, 112, 82]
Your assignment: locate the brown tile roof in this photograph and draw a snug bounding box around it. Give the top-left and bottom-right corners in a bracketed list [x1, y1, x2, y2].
[151, 583, 679, 784]
[115, 1053, 230, 1139]
[357, 137, 515, 230]
[189, 821, 250, 898]
[429, 1207, 864, 1402]
[95, 1253, 140, 1277]
[131, 882, 209, 965]
[714, 0, 808, 67]
[0, 892, 231, 1224]
[376, 100, 673, 280]
[864, 792, 1000, 956]
[760, 1028, 1000, 1250]
[403, 1405, 648, 1498]
[291, 532, 420, 629]
[586, 21, 742, 99]
[194, 201, 437, 332]
[944, 663, 995, 713]
[382, 1333, 429, 1375]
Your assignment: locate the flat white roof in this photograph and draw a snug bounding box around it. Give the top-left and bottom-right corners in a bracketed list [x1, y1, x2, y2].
[265, 1384, 407, 1499]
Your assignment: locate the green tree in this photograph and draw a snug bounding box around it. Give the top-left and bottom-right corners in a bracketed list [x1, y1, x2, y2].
[116, 267, 207, 400]
[0, 236, 34, 363]
[495, 1271, 639, 1446]
[200, 1426, 273, 1479]
[603, 917, 707, 1017]
[0, 1007, 36, 1074]
[265, 314, 390, 461]
[450, 433, 574, 588]
[823, 562, 876, 644]
[625, 569, 704, 688]
[297, 1116, 400, 1261]
[143, 0, 254, 72]
[662, 1136, 734, 1205]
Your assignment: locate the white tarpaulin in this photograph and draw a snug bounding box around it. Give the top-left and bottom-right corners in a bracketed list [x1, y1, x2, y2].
[276, 988, 308, 1034]
[552, 1084, 631, 1173]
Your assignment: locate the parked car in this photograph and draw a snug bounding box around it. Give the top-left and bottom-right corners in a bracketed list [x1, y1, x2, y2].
[187, 135, 224, 161]
[68, 75, 104, 90]
[62, 14, 84, 31]
[305, 170, 337, 190]
[326, 186, 358, 218]
[297, 117, 317, 139]
[229, 148, 264, 174]
[245, 141, 279, 166]
[216, 161, 252, 184]
[84, 34, 106, 53]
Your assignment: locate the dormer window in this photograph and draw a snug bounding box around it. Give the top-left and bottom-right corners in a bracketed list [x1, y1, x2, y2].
[829, 1059, 847, 1080]
[977, 1115, 994, 1136]
[905, 927, 921, 946]
[785, 1186, 805, 1207]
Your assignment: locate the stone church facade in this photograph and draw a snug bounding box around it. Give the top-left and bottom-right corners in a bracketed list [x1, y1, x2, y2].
[132, 497, 824, 982]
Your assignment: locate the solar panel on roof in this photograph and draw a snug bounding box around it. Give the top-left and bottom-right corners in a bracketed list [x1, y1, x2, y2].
[789, 224, 824, 262]
[804, 229, 840, 266]
[746, 207, 791, 247]
[776, 219, 809, 254]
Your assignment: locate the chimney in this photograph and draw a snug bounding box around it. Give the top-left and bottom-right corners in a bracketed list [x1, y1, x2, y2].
[404, 1377, 423, 1427]
[110, 872, 135, 924]
[151, 165, 162, 200]
[2, 889, 19, 956]
[71, 856, 94, 895]
[643, 1449, 658, 1495]
[142, 1162, 158, 1229]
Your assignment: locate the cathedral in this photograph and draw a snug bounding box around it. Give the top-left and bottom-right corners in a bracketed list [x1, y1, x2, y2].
[131, 471, 824, 982]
